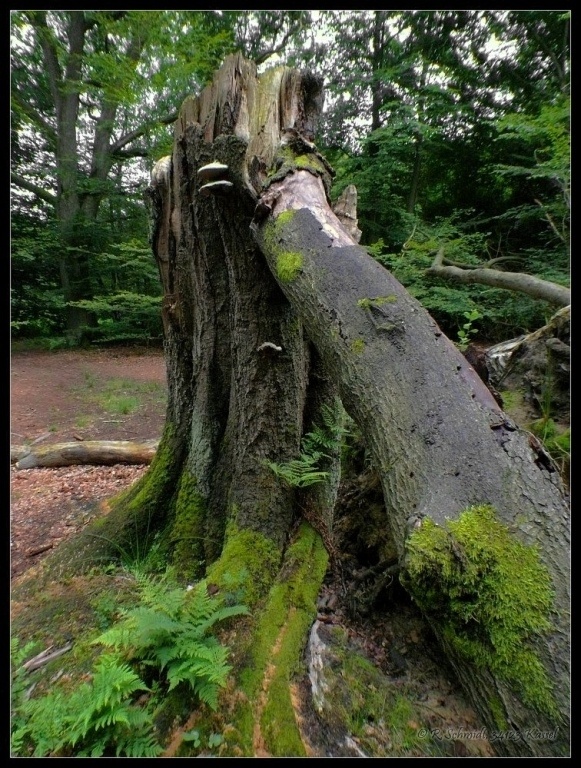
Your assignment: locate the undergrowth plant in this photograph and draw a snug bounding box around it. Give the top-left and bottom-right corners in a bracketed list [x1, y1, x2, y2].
[266, 402, 348, 488]
[11, 573, 248, 757]
[456, 309, 482, 351]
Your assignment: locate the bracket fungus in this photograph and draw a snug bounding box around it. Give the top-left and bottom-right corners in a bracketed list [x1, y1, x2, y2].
[198, 161, 232, 196]
[198, 161, 229, 181]
[199, 179, 234, 196]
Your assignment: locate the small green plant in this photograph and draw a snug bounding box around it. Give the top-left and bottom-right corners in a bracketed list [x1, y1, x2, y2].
[12, 654, 161, 757]
[456, 309, 482, 351]
[529, 418, 570, 481]
[83, 370, 97, 389]
[94, 573, 248, 708]
[182, 729, 224, 750]
[11, 573, 248, 757]
[266, 402, 348, 488]
[103, 394, 140, 415]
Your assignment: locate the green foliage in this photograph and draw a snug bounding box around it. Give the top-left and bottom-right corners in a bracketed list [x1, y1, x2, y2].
[68, 239, 164, 344]
[266, 403, 348, 488]
[12, 653, 160, 757]
[95, 573, 248, 709]
[12, 573, 247, 757]
[371, 217, 556, 341]
[529, 419, 570, 479]
[11, 216, 67, 338]
[456, 309, 482, 351]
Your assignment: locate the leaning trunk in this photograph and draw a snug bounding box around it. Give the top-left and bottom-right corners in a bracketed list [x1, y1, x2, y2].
[21, 54, 569, 756]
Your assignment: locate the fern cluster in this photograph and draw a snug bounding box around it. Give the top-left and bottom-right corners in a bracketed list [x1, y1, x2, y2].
[11, 574, 247, 757]
[96, 573, 248, 710]
[12, 654, 160, 757]
[266, 402, 349, 488]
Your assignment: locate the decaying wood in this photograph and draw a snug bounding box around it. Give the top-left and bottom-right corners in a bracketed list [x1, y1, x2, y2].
[142, 53, 570, 755]
[427, 245, 571, 307]
[12, 440, 159, 469]
[21, 641, 74, 673]
[333, 184, 362, 243]
[26, 543, 54, 557]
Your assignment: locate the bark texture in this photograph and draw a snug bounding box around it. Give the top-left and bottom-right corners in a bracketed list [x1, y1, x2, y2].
[143, 54, 330, 579]
[147, 54, 570, 755]
[254, 171, 570, 756]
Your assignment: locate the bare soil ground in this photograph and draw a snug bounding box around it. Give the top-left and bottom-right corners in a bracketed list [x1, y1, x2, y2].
[10, 346, 167, 580]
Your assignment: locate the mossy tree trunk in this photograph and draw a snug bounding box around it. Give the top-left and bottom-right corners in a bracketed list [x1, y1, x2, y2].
[33, 54, 569, 756]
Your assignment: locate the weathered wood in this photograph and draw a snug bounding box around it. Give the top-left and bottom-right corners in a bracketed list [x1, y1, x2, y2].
[427, 246, 571, 307]
[253, 167, 570, 755]
[12, 440, 159, 469]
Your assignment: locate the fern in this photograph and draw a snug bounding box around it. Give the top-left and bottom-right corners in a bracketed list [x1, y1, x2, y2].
[12, 573, 247, 756]
[266, 400, 349, 488]
[266, 454, 331, 488]
[95, 575, 248, 710]
[13, 653, 159, 757]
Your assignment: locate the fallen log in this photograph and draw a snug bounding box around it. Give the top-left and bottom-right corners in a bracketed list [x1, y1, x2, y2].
[11, 440, 159, 469]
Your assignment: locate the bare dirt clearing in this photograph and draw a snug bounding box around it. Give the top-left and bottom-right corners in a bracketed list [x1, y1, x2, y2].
[11, 346, 167, 445]
[10, 347, 167, 580]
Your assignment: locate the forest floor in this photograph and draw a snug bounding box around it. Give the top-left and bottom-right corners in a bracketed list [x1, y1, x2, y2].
[10, 346, 167, 581]
[10, 345, 497, 757]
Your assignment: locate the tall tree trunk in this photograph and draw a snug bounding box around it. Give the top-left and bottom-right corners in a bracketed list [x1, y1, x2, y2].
[27, 54, 569, 756]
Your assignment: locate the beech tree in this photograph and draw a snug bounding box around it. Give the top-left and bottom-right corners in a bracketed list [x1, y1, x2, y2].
[10, 10, 237, 337]
[30, 55, 569, 756]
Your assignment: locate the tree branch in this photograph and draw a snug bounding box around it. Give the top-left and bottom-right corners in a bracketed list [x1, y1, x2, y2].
[441, 255, 525, 270]
[11, 172, 57, 205]
[110, 111, 178, 155]
[11, 92, 58, 147]
[428, 246, 570, 306]
[534, 198, 568, 246]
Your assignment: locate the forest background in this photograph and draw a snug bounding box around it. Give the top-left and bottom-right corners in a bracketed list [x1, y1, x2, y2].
[10, 10, 570, 759]
[11, 10, 570, 352]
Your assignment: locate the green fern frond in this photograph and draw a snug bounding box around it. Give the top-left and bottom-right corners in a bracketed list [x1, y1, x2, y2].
[265, 399, 349, 488]
[12, 573, 246, 757]
[192, 679, 221, 711]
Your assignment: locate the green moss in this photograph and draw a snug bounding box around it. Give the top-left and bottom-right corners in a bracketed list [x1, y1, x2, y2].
[237, 522, 328, 756]
[293, 153, 326, 174]
[351, 338, 365, 354]
[261, 213, 304, 284]
[403, 504, 557, 717]
[357, 295, 398, 309]
[489, 695, 509, 732]
[498, 389, 525, 415]
[275, 209, 296, 227]
[276, 251, 303, 282]
[206, 523, 281, 608]
[168, 470, 206, 581]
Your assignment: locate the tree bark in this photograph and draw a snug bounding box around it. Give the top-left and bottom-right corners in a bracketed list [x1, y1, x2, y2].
[254, 170, 570, 754]
[148, 53, 567, 755]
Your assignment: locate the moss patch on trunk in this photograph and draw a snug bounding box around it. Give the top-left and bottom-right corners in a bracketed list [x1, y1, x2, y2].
[402, 504, 557, 718]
